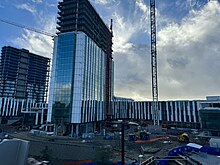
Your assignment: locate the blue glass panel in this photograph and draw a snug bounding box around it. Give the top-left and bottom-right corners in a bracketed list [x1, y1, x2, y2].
[52, 33, 75, 123]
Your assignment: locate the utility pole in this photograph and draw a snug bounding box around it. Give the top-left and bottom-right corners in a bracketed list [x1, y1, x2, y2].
[120, 121, 138, 165]
[121, 122, 125, 165]
[150, 0, 159, 126]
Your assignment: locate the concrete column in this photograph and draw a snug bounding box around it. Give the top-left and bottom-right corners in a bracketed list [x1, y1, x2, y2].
[143, 102, 146, 120]
[41, 109, 44, 125]
[0, 98, 2, 116]
[86, 123, 88, 133]
[188, 101, 191, 122]
[166, 102, 169, 121]
[170, 102, 174, 121]
[71, 124, 74, 137]
[5, 99, 9, 116]
[93, 122, 96, 132]
[147, 102, 150, 120]
[175, 102, 178, 122]
[54, 124, 58, 136]
[138, 155, 143, 165]
[183, 101, 186, 122]
[159, 102, 162, 120]
[103, 128, 106, 136]
[178, 101, 182, 122]
[76, 124, 79, 137]
[193, 101, 196, 123]
[35, 113, 39, 125]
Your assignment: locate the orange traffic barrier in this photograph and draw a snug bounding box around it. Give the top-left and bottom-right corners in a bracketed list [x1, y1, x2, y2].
[135, 136, 169, 143]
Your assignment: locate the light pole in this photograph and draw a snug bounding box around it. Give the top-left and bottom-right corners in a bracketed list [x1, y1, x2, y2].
[138, 155, 143, 165]
[121, 122, 125, 165]
[120, 121, 139, 165]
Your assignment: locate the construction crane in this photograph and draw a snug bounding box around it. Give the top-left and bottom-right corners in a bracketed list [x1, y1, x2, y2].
[0, 18, 55, 38]
[150, 0, 159, 126]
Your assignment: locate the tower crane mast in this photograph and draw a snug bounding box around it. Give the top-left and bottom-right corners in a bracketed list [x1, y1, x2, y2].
[150, 0, 159, 126]
[0, 18, 55, 38]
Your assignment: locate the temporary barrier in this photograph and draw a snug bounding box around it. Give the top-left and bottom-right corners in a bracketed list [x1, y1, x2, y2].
[158, 144, 220, 165]
[141, 156, 154, 165]
[0, 138, 29, 165]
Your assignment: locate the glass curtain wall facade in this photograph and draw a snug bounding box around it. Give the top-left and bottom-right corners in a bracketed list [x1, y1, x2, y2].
[48, 0, 113, 135]
[200, 109, 220, 131]
[56, 0, 113, 120]
[48, 32, 106, 125]
[199, 97, 220, 133]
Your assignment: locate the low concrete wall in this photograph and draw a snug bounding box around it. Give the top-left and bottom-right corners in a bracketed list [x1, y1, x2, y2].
[0, 138, 29, 165]
[28, 140, 96, 160]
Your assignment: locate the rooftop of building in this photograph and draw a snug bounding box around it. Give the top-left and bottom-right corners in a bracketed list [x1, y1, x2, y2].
[56, 0, 113, 55]
[1, 46, 50, 61]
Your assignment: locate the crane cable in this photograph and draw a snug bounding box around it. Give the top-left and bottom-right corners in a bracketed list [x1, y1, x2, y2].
[0, 18, 55, 38]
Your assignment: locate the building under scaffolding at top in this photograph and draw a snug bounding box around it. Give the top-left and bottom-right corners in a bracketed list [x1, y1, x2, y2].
[0, 46, 50, 102]
[0, 46, 50, 125]
[47, 0, 114, 135]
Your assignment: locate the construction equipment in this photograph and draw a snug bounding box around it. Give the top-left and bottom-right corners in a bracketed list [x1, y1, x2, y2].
[178, 133, 189, 143]
[0, 18, 55, 38]
[140, 131, 150, 140]
[150, 0, 159, 126]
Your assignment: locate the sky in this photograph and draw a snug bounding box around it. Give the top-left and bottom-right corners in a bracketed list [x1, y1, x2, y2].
[0, 0, 220, 101]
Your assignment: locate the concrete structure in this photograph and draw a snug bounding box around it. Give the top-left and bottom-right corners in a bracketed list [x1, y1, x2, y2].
[0, 46, 50, 125]
[112, 97, 134, 119]
[45, 0, 206, 135]
[199, 96, 220, 135]
[112, 98, 202, 128]
[0, 97, 47, 125]
[0, 97, 204, 130]
[210, 138, 220, 148]
[47, 0, 113, 135]
[0, 46, 50, 102]
[0, 138, 29, 165]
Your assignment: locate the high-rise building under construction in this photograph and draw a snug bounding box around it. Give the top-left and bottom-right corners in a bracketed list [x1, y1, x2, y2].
[47, 0, 113, 135]
[0, 46, 50, 102]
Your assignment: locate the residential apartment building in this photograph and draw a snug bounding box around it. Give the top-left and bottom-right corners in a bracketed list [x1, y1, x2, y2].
[0, 46, 50, 102]
[0, 46, 50, 124]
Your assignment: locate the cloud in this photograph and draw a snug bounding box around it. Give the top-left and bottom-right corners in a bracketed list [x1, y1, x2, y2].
[12, 5, 57, 58]
[157, 1, 220, 100]
[186, 0, 209, 9]
[135, 0, 149, 13]
[32, 0, 43, 3]
[112, 0, 150, 53]
[114, 44, 152, 101]
[94, 0, 109, 5]
[104, 0, 171, 100]
[12, 30, 53, 58]
[11, 0, 220, 101]
[16, 3, 36, 14]
[175, 0, 207, 11]
[90, 0, 167, 100]
[48, 3, 56, 7]
[109, 0, 220, 101]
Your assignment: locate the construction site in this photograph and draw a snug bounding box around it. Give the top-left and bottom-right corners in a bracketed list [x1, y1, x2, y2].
[0, 123, 213, 165]
[0, 0, 220, 165]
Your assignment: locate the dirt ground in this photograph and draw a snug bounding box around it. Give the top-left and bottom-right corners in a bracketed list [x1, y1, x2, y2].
[1, 125, 210, 165]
